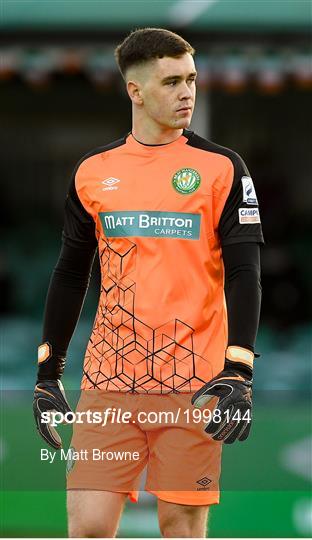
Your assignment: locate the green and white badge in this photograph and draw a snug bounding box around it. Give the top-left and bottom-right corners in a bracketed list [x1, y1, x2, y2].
[172, 168, 201, 194]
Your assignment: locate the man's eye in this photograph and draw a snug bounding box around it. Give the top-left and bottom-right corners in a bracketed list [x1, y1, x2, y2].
[167, 81, 177, 86]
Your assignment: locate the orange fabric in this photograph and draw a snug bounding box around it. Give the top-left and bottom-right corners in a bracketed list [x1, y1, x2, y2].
[76, 134, 234, 393]
[34, 386, 55, 398]
[66, 391, 221, 505]
[38, 342, 51, 364]
[226, 345, 254, 368]
[214, 376, 245, 382]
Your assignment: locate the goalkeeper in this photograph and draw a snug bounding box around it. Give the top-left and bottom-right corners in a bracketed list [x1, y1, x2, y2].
[33, 27, 263, 538]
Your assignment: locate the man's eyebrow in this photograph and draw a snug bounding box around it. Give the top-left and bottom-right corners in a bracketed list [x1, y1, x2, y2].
[161, 71, 197, 82]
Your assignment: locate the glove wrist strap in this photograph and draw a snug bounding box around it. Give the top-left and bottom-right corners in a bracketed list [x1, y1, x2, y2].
[37, 342, 65, 381]
[225, 346, 254, 369]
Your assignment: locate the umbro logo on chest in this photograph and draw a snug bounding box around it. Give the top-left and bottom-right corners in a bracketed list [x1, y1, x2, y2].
[102, 178, 120, 191]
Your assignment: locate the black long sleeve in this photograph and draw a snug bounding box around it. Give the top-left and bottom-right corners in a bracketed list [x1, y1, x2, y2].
[37, 243, 96, 381]
[37, 176, 97, 381]
[222, 242, 262, 353]
[215, 147, 263, 353]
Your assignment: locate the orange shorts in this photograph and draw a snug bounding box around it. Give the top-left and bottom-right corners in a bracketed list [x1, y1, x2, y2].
[66, 391, 222, 506]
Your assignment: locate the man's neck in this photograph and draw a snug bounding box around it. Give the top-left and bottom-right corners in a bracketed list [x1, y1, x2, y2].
[132, 117, 183, 145]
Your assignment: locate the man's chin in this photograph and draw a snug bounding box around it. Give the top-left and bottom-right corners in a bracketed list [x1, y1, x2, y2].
[173, 118, 192, 129]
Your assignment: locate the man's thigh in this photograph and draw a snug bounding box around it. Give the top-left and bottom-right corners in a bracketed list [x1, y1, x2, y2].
[67, 490, 127, 538]
[142, 394, 222, 503]
[158, 499, 209, 538]
[67, 391, 148, 495]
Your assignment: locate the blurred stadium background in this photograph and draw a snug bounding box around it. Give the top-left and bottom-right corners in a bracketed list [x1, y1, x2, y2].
[1, 0, 311, 537]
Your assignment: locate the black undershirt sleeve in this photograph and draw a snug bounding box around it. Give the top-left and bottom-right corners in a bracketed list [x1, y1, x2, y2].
[222, 242, 262, 353]
[216, 150, 263, 354]
[37, 177, 98, 381]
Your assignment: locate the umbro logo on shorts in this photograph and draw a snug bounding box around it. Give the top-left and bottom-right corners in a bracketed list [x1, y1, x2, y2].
[102, 177, 121, 191]
[196, 477, 212, 488]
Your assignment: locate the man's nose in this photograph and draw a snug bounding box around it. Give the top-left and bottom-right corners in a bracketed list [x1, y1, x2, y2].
[179, 82, 193, 100]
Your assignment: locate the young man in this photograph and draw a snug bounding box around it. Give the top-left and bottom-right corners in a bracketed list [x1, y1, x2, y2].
[33, 28, 263, 538]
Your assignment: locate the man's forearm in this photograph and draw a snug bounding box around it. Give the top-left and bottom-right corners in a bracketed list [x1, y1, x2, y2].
[223, 242, 261, 353]
[37, 242, 96, 381]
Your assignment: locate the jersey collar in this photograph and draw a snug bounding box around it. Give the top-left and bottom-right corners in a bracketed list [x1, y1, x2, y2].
[126, 129, 192, 153]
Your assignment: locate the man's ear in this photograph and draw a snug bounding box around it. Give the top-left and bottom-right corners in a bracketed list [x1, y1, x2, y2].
[127, 80, 143, 105]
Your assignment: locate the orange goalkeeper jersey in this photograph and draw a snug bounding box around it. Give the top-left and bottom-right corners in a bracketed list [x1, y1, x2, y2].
[66, 130, 263, 393]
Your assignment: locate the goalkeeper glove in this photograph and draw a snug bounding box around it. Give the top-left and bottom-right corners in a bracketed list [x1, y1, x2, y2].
[33, 379, 73, 449]
[33, 342, 72, 449]
[191, 346, 254, 444]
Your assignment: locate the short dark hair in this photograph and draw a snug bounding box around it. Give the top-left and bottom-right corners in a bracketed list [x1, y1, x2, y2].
[115, 27, 195, 77]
